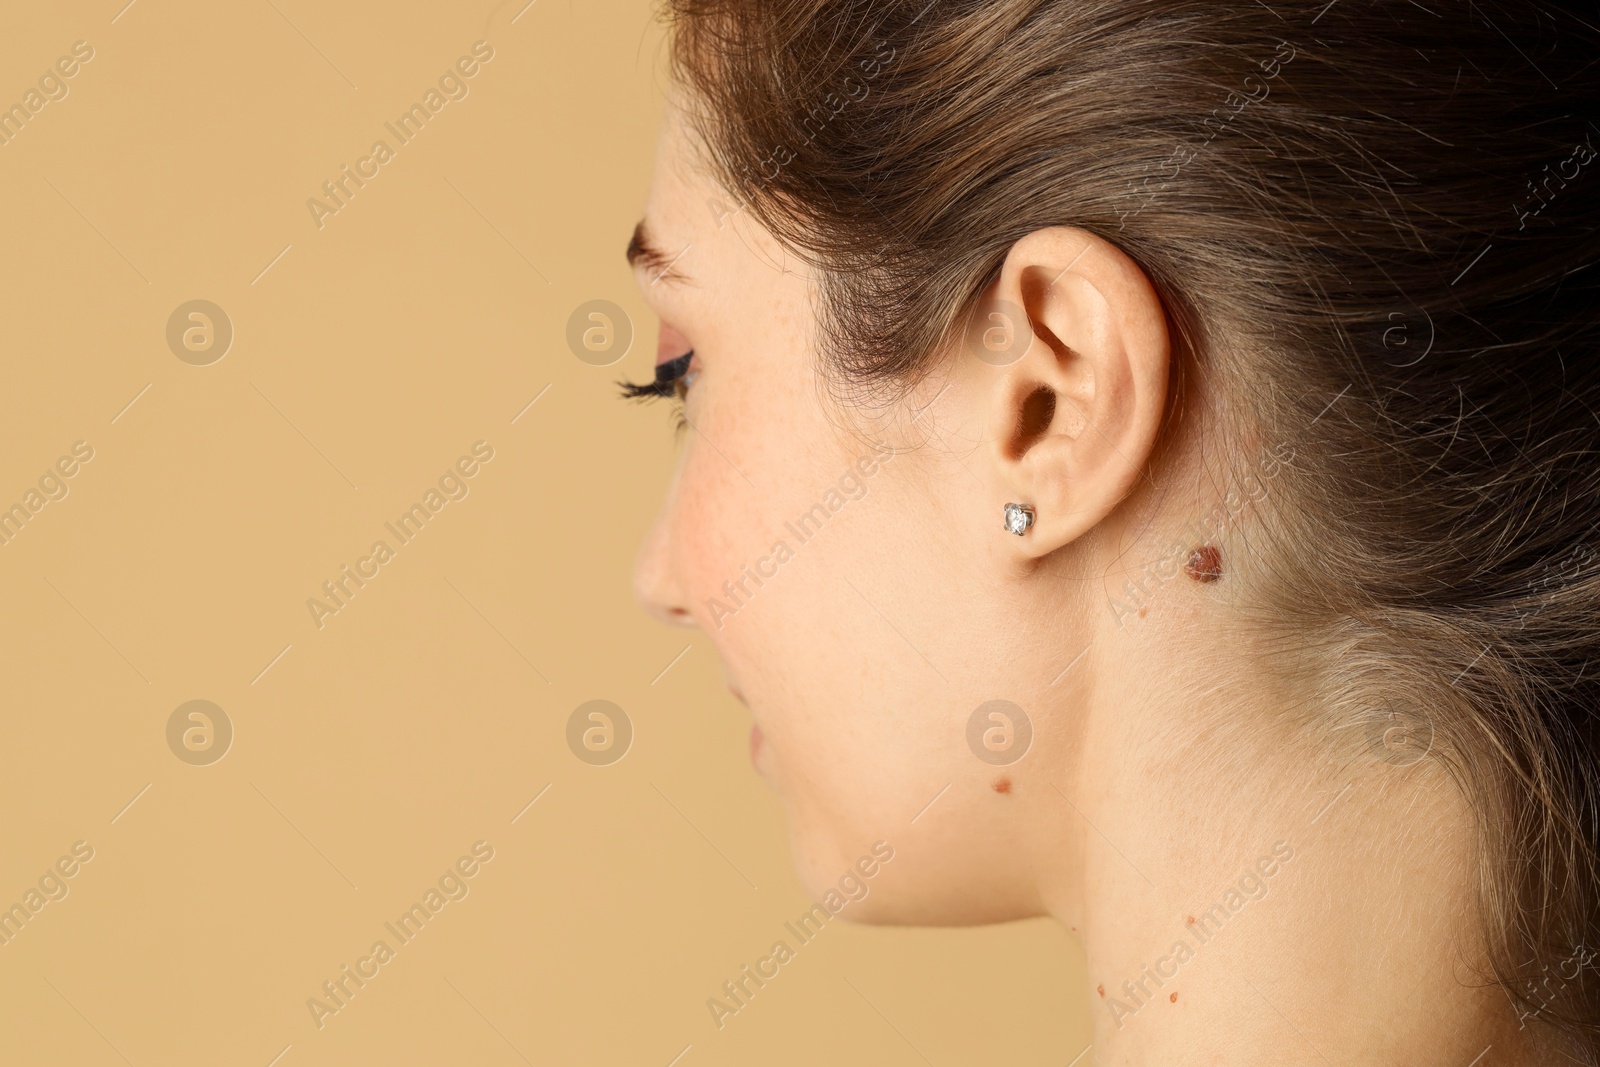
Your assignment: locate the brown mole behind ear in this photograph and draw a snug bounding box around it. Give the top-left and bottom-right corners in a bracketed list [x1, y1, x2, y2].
[1185, 545, 1222, 583]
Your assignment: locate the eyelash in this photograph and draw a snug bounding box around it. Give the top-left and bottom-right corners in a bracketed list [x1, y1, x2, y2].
[617, 350, 696, 437]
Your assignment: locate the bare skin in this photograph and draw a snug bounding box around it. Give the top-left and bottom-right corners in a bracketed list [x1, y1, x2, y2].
[630, 94, 1549, 1065]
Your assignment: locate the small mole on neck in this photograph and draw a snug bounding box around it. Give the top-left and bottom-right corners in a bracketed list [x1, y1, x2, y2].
[992, 776, 1012, 794]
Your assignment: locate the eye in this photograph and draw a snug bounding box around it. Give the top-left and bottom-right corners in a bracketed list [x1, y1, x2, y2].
[615, 349, 697, 402]
[678, 358, 701, 398]
[663, 351, 702, 402]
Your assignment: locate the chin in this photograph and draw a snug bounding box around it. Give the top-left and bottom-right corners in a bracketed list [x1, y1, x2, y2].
[783, 820, 902, 919]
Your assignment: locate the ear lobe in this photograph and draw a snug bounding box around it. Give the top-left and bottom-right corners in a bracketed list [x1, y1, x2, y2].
[977, 227, 1170, 557]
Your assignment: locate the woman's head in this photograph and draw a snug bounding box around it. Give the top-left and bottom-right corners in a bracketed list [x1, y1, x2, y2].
[629, 0, 1600, 1050]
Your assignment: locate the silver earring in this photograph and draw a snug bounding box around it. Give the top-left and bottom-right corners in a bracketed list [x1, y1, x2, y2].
[1003, 502, 1035, 536]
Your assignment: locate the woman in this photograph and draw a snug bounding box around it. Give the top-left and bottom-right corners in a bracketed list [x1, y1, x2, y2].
[621, 1, 1600, 1061]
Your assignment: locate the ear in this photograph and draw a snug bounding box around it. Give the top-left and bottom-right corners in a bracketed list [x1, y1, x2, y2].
[969, 227, 1169, 557]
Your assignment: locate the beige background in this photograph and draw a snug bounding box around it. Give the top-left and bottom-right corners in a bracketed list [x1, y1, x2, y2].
[0, 1, 1084, 1063]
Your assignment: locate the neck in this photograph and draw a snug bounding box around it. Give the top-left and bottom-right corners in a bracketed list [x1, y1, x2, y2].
[1029, 621, 1550, 1065]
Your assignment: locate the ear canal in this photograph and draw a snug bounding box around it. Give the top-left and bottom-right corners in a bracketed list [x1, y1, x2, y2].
[1005, 385, 1056, 461]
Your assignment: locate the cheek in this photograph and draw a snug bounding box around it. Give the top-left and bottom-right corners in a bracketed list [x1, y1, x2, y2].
[736, 520, 966, 838]
[670, 446, 769, 626]
[667, 356, 981, 859]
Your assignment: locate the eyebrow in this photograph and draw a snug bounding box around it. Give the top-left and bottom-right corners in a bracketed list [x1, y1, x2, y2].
[627, 220, 693, 287]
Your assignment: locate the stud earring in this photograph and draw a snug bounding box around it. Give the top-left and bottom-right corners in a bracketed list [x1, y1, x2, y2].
[1003, 502, 1036, 536]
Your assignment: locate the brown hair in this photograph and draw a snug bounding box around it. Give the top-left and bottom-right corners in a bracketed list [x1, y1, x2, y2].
[662, 0, 1600, 1054]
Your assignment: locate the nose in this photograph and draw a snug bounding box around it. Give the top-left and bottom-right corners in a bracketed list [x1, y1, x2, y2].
[632, 506, 698, 629]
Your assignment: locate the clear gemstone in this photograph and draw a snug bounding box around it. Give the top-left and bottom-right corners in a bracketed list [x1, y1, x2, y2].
[1004, 503, 1032, 535]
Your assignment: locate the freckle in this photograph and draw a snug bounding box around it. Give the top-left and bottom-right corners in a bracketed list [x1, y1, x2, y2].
[1186, 915, 1195, 925]
[1138, 606, 1147, 617]
[1097, 984, 1105, 997]
[1185, 545, 1222, 583]
[1170, 992, 1179, 1003]
[993, 776, 1011, 794]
